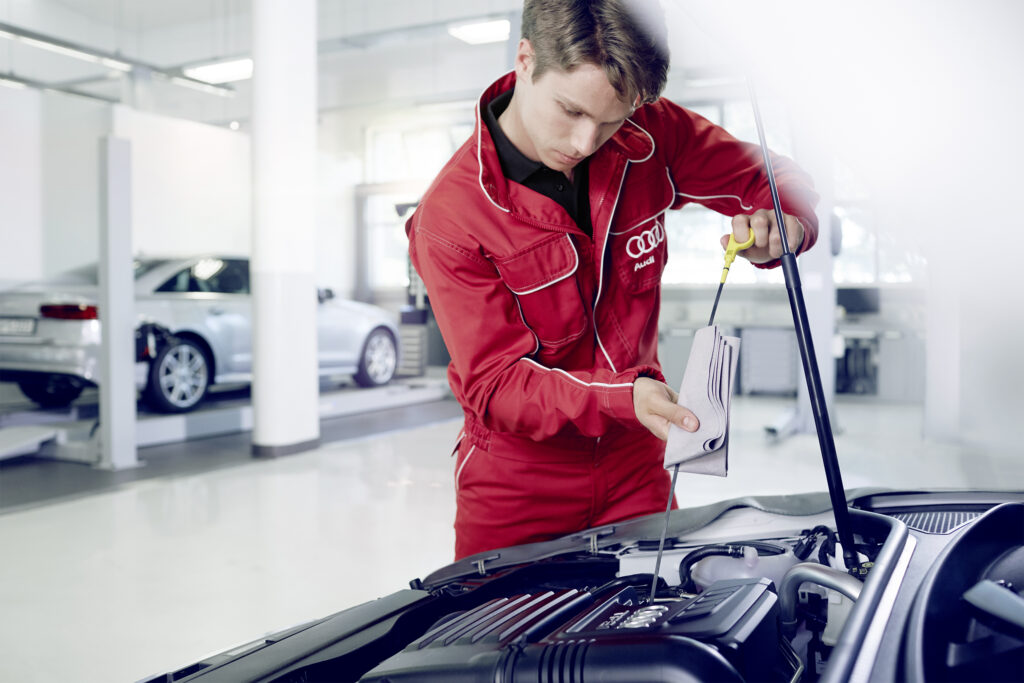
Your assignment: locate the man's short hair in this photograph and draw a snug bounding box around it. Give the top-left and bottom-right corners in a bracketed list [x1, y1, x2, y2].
[521, 0, 669, 105]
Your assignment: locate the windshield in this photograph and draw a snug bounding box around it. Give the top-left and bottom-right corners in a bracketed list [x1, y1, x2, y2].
[45, 259, 170, 285]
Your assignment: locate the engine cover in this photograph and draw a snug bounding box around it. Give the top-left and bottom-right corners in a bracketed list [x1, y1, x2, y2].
[359, 578, 778, 682]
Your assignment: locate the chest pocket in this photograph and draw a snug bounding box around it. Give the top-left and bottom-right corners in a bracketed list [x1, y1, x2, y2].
[614, 215, 668, 293]
[493, 234, 588, 348]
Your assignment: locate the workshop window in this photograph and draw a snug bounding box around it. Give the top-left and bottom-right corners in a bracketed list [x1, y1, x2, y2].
[361, 120, 473, 297]
[832, 160, 927, 285]
[365, 193, 418, 290]
[833, 206, 877, 283]
[662, 100, 790, 286]
[366, 123, 472, 184]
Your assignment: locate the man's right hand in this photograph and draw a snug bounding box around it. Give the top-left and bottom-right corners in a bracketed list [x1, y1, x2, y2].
[633, 377, 699, 441]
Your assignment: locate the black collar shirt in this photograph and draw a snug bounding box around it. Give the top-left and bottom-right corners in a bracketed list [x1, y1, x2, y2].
[483, 90, 593, 237]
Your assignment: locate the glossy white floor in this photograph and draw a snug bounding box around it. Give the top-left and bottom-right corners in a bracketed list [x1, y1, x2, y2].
[1, 395, 1020, 683]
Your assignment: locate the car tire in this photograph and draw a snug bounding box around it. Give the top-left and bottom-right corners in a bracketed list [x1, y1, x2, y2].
[17, 375, 84, 408]
[143, 337, 211, 413]
[353, 327, 397, 388]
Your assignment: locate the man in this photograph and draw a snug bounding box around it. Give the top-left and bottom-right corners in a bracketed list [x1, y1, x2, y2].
[407, 0, 818, 560]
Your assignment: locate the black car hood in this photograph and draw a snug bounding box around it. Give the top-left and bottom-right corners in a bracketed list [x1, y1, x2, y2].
[420, 486, 894, 589]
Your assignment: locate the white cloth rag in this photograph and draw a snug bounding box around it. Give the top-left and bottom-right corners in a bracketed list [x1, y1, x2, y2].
[663, 325, 740, 476]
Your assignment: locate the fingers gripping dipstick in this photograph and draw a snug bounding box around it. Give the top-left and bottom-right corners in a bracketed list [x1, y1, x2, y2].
[708, 229, 756, 326]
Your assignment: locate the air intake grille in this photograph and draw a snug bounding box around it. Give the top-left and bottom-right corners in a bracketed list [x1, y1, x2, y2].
[415, 590, 583, 649]
[538, 640, 590, 683]
[890, 510, 981, 534]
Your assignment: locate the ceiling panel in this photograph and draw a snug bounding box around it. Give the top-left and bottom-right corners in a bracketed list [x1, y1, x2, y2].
[49, 0, 239, 32]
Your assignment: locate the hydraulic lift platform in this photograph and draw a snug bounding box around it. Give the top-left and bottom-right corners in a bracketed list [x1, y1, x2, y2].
[0, 377, 451, 463]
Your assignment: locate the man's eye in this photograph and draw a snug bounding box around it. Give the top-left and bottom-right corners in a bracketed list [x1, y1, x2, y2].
[563, 107, 582, 117]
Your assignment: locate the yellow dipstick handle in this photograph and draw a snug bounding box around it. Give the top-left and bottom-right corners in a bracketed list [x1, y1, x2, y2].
[719, 229, 757, 283]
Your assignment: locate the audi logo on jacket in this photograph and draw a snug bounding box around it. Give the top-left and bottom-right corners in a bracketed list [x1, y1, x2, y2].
[407, 72, 819, 451]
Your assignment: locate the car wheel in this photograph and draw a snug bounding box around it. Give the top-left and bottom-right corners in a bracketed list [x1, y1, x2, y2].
[143, 337, 211, 413]
[17, 375, 84, 408]
[353, 328, 397, 388]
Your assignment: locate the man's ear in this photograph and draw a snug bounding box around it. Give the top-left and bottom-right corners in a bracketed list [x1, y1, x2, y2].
[514, 38, 534, 78]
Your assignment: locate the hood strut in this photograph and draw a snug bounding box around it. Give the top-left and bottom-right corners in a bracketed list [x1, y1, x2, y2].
[749, 81, 857, 570]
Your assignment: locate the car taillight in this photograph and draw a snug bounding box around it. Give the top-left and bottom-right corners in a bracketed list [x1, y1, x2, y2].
[39, 304, 99, 320]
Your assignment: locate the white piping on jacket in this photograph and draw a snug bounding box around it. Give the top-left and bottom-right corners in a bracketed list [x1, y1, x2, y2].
[475, 87, 511, 214]
[623, 118, 656, 163]
[505, 235, 579, 295]
[676, 191, 754, 212]
[455, 445, 476, 491]
[609, 168, 677, 235]
[513, 295, 541, 356]
[522, 358, 634, 389]
[593, 164, 630, 373]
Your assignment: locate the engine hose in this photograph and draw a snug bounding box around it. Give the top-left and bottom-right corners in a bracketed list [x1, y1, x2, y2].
[778, 562, 863, 637]
[678, 545, 744, 593]
[723, 540, 788, 556]
[677, 541, 791, 593]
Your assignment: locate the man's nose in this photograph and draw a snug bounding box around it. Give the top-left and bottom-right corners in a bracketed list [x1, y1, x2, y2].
[571, 121, 601, 157]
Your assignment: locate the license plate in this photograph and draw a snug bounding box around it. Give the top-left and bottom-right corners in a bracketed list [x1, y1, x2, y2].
[0, 317, 36, 336]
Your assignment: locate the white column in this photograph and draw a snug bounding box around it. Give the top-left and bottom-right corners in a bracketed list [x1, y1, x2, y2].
[767, 140, 836, 438]
[97, 136, 138, 470]
[250, 0, 320, 456]
[793, 157, 836, 434]
[923, 242, 961, 441]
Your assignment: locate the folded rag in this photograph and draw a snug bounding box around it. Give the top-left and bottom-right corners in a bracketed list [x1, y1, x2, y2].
[664, 325, 740, 476]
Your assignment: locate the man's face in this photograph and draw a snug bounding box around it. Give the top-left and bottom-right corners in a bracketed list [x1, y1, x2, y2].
[509, 39, 635, 174]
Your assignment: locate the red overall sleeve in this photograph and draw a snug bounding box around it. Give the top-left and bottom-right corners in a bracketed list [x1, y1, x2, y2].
[409, 221, 656, 442]
[650, 99, 820, 263]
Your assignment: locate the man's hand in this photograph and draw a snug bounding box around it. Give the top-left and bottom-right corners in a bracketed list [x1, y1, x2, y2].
[633, 377, 699, 441]
[722, 209, 804, 264]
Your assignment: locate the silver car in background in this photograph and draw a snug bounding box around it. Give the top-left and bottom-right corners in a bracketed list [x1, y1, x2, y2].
[0, 257, 400, 412]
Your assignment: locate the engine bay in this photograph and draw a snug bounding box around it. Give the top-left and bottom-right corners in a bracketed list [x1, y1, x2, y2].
[150, 492, 1024, 683]
[358, 508, 875, 682]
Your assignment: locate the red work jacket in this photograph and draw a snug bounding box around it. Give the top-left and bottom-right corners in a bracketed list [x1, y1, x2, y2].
[407, 72, 818, 456]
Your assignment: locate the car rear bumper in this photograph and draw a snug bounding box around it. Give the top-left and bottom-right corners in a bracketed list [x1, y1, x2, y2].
[0, 341, 99, 383]
[0, 346, 150, 390]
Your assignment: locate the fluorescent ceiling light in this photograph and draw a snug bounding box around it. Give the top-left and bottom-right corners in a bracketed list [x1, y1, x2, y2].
[684, 76, 744, 89]
[16, 36, 132, 71]
[183, 58, 253, 84]
[447, 19, 510, 45]
[416, 98, 476, 112]
[169, 76, 235, 97]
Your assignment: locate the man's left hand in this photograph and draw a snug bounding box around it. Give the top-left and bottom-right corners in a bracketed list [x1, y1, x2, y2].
[722, 209, 804, 264]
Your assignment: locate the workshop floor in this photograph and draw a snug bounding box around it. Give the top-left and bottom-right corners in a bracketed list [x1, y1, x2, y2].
[1, 395, 1020, 683]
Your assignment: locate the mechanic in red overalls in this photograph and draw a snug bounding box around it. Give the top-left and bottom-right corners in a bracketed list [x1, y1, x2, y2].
[407, 0, 820, 560]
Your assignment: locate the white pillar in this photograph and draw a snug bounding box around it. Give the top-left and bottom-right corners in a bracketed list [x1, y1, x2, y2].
[250, 0, 320, 457]
[767, 140, 836, 438]
[923, 243, 961, 441]
[97, 136, 138, 470]
[793, 158, 836, 434]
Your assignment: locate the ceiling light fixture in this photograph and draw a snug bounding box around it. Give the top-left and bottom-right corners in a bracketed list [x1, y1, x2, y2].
[447, 19, 511, 45]
[183, 57, 253, 85]
[0, 21, 228, 98]
[169, 76, 236, 97]
[16, 36, 132, 71]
